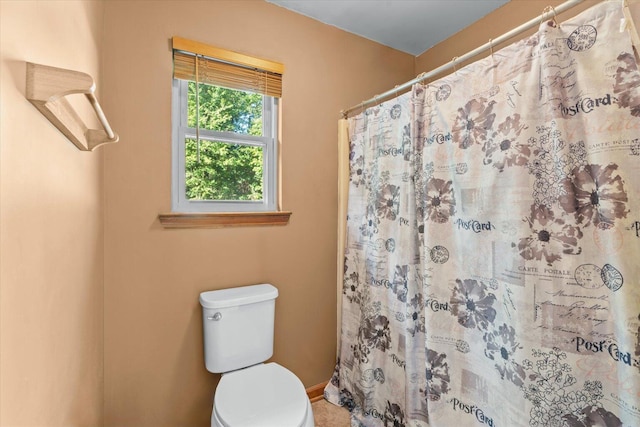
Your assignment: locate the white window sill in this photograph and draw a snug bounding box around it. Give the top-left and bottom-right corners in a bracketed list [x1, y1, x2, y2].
[158, 211, 292, 229]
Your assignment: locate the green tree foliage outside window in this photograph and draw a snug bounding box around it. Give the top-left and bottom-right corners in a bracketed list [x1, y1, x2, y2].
[185, 82, 264, 201]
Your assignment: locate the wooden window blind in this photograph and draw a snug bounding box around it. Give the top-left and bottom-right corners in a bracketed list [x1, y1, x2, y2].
[172, 36, 283, 98]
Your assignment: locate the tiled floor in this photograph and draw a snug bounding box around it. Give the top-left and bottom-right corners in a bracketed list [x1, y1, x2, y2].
[312, 398, 351, 426]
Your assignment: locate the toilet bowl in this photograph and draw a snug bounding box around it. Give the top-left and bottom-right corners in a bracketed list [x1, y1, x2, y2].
[212, 363, 314, 427]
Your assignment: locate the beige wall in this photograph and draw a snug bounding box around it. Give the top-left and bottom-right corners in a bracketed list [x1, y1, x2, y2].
[100, 1, 414, 426]
[0, 1, 105, 426]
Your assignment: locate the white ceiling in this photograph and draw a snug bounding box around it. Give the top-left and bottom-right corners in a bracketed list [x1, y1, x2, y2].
[266, 0, 510, 56]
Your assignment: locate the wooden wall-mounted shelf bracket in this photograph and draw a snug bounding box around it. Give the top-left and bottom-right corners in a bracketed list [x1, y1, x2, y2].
[26, 62, 119, 151]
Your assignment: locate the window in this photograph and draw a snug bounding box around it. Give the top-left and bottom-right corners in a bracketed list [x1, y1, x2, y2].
[171, 37, 283, 213]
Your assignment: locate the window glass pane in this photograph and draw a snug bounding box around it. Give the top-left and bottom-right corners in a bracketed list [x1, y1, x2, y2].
[184, 138, 263, 201]
[187, 82, 263, 136]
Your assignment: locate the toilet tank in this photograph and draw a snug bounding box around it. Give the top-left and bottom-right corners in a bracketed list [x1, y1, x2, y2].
[199, 284, 278, 373]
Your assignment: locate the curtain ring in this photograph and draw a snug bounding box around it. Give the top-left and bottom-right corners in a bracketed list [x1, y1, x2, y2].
[452, 56, 459, 73]
[541, 5, 558, 27]
[489, 39, 494, 58]
[416, 72, 428, 86]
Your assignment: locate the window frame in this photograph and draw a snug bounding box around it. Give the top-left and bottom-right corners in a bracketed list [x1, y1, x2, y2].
[171, 79, 279, 213]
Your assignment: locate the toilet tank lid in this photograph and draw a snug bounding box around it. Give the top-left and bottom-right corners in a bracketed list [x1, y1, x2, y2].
[200, 284, 278, 309]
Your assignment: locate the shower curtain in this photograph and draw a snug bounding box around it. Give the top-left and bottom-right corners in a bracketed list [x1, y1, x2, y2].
[325, 2, 640, 426]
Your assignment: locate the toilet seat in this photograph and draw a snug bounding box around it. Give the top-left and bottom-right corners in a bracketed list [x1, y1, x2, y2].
[213, 363, 310, 427]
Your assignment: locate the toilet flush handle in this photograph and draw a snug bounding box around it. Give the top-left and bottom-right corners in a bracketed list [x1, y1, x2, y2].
[207, 312, 222, 321]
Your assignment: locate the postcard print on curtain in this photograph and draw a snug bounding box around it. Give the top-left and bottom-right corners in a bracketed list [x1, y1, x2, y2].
[413, 1, 640, 426]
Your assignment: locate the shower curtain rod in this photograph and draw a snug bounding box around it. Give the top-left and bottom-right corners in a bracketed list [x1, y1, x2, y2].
[341, 0, 585, 118]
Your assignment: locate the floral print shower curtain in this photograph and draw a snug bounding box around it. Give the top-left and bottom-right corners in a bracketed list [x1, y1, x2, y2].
[325, 2, 640, 426]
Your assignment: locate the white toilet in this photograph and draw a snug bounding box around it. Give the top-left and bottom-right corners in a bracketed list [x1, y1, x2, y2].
[200, 284, 315, 427]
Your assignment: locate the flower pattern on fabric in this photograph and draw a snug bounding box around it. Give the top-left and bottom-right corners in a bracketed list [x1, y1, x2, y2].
[360, 205, 380, 238]
[423, 161, 435, 180]
[376, 184, 401, 220]
[559, 163, 629, 230]
[376, 184, 400, 220]
[518, 204, 583, 265]
[351, 305, 392, 363]
[422, 349, 451, 401]
[450, 279, 497, 330]
[563, 406, 623, 427]
[613, 52, 640, 116]
[344, 271, 362, 304]
[527, 121, 571, 207]
[362, 315, 392, 352]
[483, 113, 530, 171]
[401, 124, 412, 161]
[330, 361, 341, 388]
[383, 401, 406, 427]
[559, 141, 588, 176]
[483, 323, 526, 387]
[406, 293, 425, 336]
[339, 388, 357, 411]
[452, 98, 497, 149]
[521, 348, 619, 427]
[392, 265, 409, 302]
[350, 153, 366, 187]
[424, 178, 456, 223]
